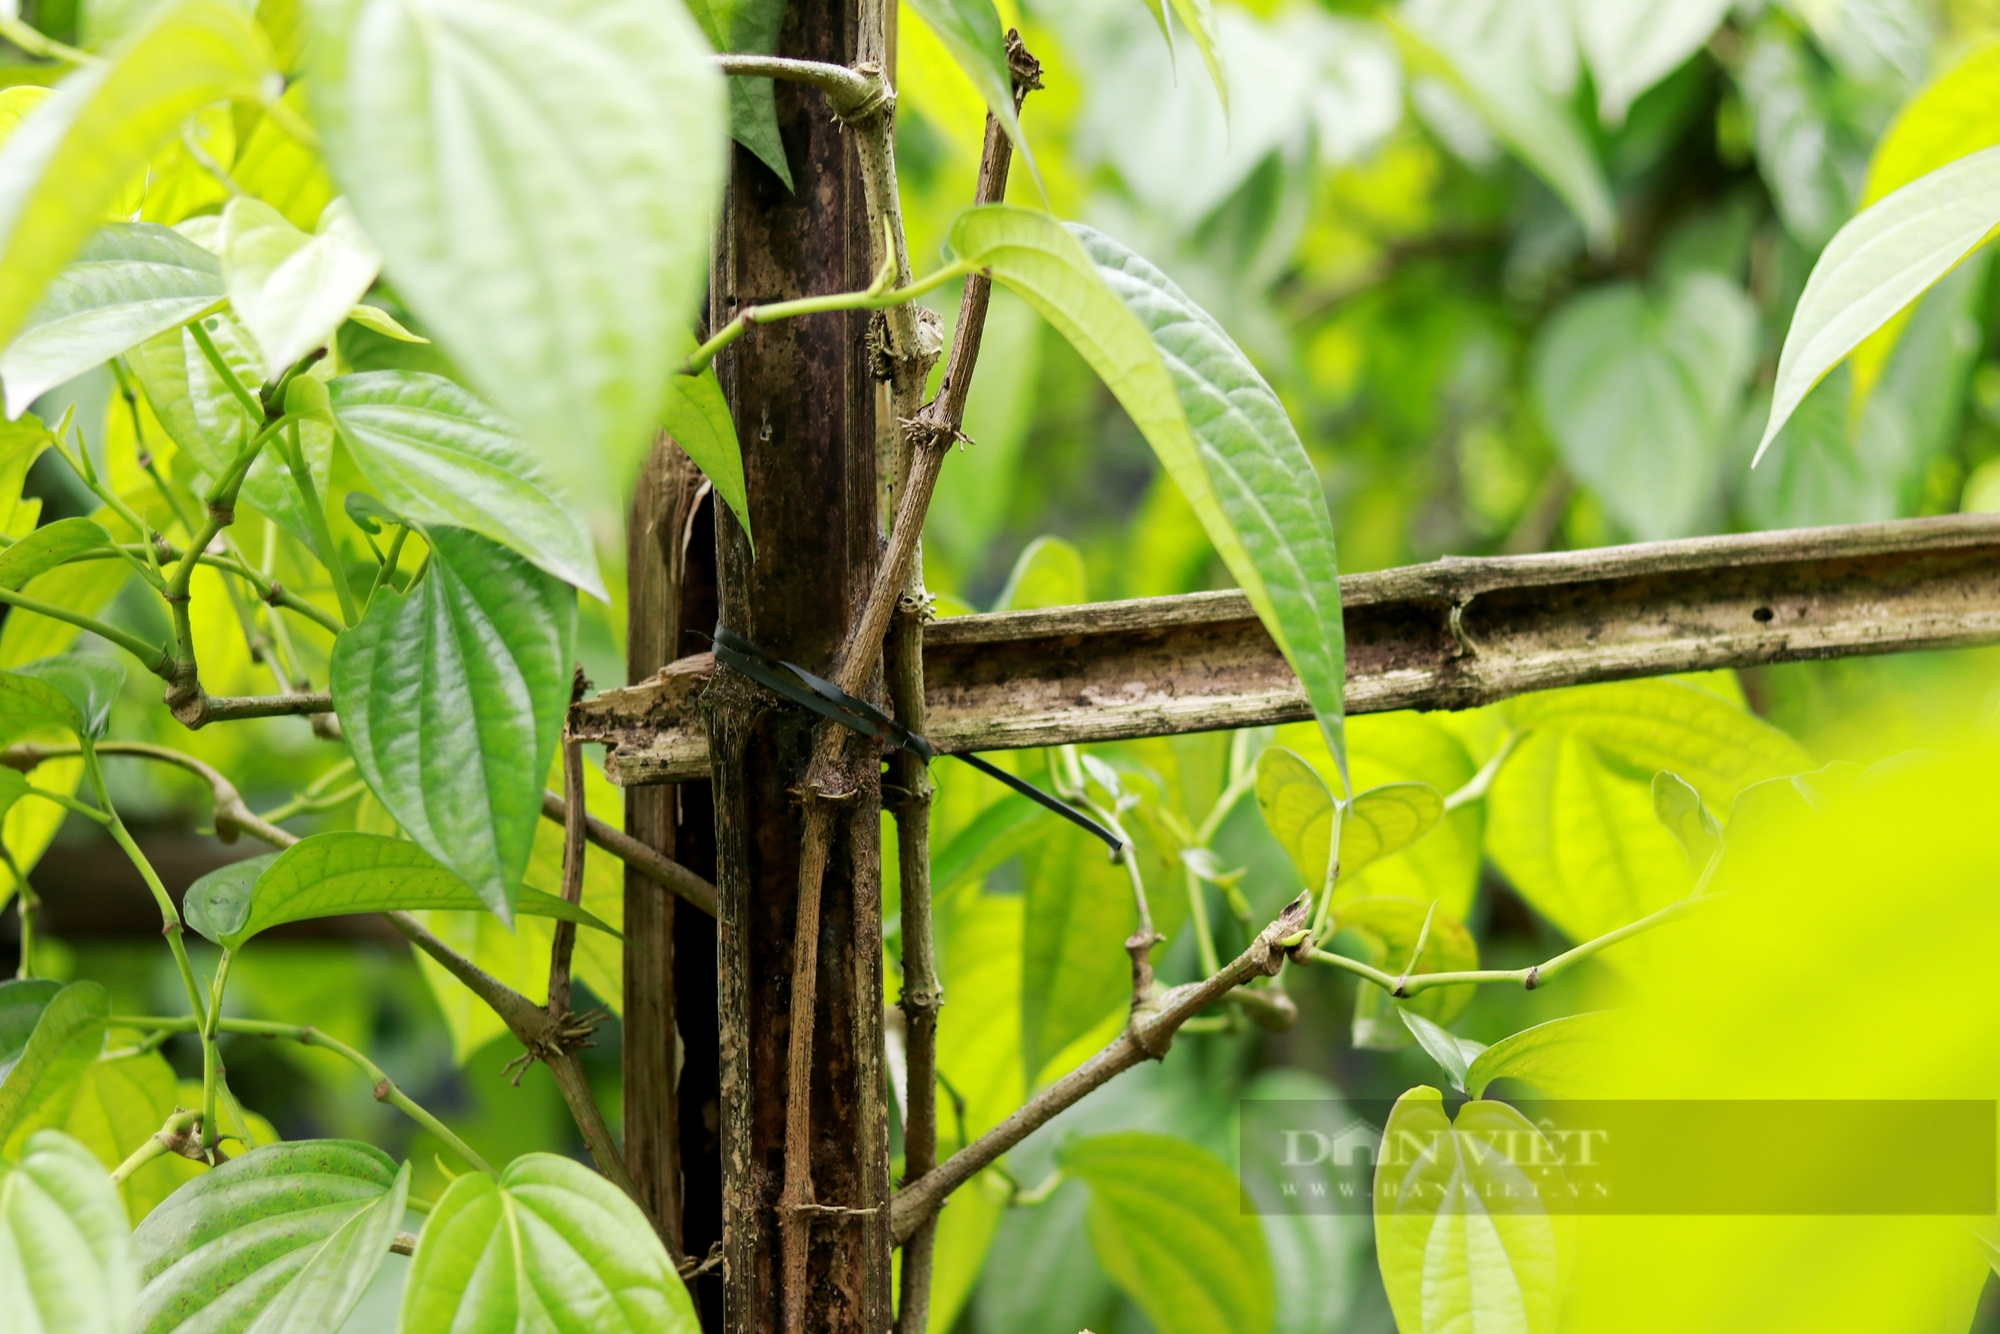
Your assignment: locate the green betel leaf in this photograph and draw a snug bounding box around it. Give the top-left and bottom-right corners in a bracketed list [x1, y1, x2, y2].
[907, 0, 1040, 189]
[1756, 145, 2000, 463]
[0, 3, 270, 353]
[1400, 1009, 1488, 1096]
[219, 195, 383, 380]
[0, 1130, 137, 1334]
[1463, 1011, 1617, 1099]
[1343, 782, 1445, 879]
[1335, 896, 1477, 1049]
[0, 665, 86, 743]
[1651, 770, 1720, 874]
[0, 980, 108, 1157]
[1068, 223, 1347, 775]
[1532, 273, 1756, 541]
[128, 312, 337, 557]
[952, 212, 1349, 769]
[305, 0, 728, 502]
[0, 223, 224, 419]
[133, 1140, 407, 1334]
[0, 516, 115, 591]
[660, 356, 751, 551]
[685, 0, 793, 190]
[1059, 1132, 1274, 1334]
[14, 653, 127, 738]
[0, 979, 61, 1079]
[326, 371, 605, 597]
[330, 527, 576, 922]
[1256, 745, 1336, 892]
[401, 1151, 697, 1334]
[1374, 1088, 1566, 1334]
[185, 832, 620, 949]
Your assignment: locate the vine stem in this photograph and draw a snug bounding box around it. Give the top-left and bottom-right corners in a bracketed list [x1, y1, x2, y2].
[682, 249, 972, 376]
[79, 743, 227, 1154]
[109, 1109, 201, 1186]
[0, 14, 95, 64]
[1307, 892, 1709, 996]
[113, 1015, 497, 1175]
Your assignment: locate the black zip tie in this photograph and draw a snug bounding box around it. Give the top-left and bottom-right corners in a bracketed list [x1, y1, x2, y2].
[710, 625, 1125, 854]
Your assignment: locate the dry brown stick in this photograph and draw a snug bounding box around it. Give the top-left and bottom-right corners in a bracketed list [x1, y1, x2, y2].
[777, 796, 840, 1334]
[891, 90, 1033, 1334]
[546, 731, 588, 1019]
[888, 895, 1311, 1243]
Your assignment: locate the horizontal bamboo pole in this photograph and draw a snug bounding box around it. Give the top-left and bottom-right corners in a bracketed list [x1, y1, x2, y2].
[571, 513, 2000, 785]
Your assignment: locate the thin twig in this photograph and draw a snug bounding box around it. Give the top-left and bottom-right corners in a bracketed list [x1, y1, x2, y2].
[547, 685, 589, 1018]
[777, 798, 839, 1334]
[889, 894, 1311, 1243]
[541, 788, 718, 916]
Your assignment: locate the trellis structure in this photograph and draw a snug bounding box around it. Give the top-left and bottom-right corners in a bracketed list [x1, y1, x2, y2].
[583, 4, 2000, 1333]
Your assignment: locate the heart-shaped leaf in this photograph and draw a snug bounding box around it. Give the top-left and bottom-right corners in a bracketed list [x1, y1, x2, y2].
[0, 979, 107, 1156]
[325, 371, 603, 596]
[1375, 1088, 1566, 1334]
[62, 1051, 200, 1223]
[133, 1140, 407, 1334]
[401, 1151, 697, 1333]
[1256, 745, 1338, 893]
[0, 1129, 136, 1333]
[306, 0, 727, 499]
[1334, 896, 1478, 1049]
[1258, 748, 1445, 893]
[331, 527, 575, 921]
[0, 223, 223, 418]
[219, 196, 382, 379]
[0, 2, 271, 355]
[1464, 1011, 1618, 1099]
[1058, 1132, 1273, 1334]
[184, 832, 619, 949]
[13, 653, 126, 738]
[0, 517, 114, 591]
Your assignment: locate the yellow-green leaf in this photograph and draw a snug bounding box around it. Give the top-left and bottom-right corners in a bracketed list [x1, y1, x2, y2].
[1463, 1011, 1618, 1099]
[0, 1, 272, 354]
[1374, 1088, 1566, 1334]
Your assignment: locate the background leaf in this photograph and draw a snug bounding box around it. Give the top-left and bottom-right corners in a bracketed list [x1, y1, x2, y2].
[400, 1151, 696, 1334]
[1336, 895, 1478, 1049]
[1533, 273, 1756, 541]
[0, 1, 271, 352]
[0, 980, 108, 1158]
[1756, 145, 2000, 461]
[1060, 1131, 1274, 1334]
[907, 0, 1038, 187]
[1573, 0, 1731, 128]
[327, 371, 603, 596]
[132, 1139, 404, 1334]
[63, 1052, 203, 1223]
[0, 223, 222, 418]
[15, 652, 128, 738]
[1652, 770, 1720, 873]
[306, 0, 728, 503]
[0, 1130, 136, 1334]
[330, 528, 575, 921]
